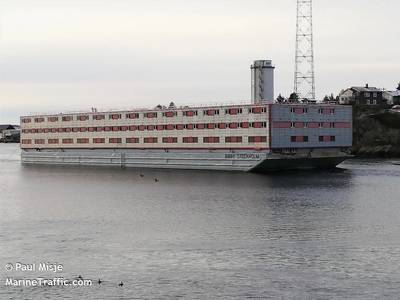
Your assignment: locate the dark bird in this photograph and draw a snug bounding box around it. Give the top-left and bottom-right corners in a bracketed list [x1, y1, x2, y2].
[154, 178, 159, 182]
[97, 279, 102, 285]
[119, 281, 124, 287]
[140, 174, 144, 178]
[77, 275, 83, 280]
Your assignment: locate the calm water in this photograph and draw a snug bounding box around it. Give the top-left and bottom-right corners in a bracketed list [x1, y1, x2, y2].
[0, 143, 400, 299]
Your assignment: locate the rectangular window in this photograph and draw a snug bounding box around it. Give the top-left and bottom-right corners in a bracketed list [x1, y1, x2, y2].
[48, 139, 59, 144]
[250, 107, 265, 114]
[109, 138, 122, 143]
[163, 111, 177, 117]
[62, 116, 73, 122]
[34, 117, 45, 123]
[62, 138, 74, 144]
[21, 139, 32, 144]
[203, 137, 220, 143]
[319, 136, 335, 142]
[218, 123, 226, 129]
[182, 137, 198, 143]
[291, 107, 307, 114]
[77, 115, 89, 121]
[145, 112, 157, 118]
[22, 118, 32, 123]
[93, 114, 105, 120]
[129, 125, 137, 131]
[34, 139, 45, 144]
[48, 117, 59, 122]
[225, 136, 243, 143]
[183, 110, 198, 117]
[252, 122, 266, 128]
[126, 137, 139, 144]
[77, 138, 89, 144]
[225, 108, 242, 115]
[93, 138, 105, 144]
[229, 123, 238, 129]
[196, 124, 205, 130]
[144, 137, 158, 143]
[162, 137, 178, 143]
[126, 113, 139, 119]
[291, 136, 308, 143]
[248, 136, 267, 143]
[109, 114, 121, 120]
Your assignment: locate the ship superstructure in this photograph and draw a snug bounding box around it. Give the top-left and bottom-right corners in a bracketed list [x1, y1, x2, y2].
[20, 103, 352, 172]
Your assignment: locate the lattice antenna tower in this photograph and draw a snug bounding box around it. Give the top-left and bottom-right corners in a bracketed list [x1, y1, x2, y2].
[294, 0, 315, 100]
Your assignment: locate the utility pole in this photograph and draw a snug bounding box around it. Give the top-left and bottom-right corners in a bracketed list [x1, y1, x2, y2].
[294, 0, 316, 100]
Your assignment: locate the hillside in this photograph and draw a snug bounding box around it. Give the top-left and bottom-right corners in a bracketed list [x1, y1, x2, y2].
[352, 105, 400, 157]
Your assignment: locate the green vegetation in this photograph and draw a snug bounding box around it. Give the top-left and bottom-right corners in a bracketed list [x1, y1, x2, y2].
[352, 105, 400, 157]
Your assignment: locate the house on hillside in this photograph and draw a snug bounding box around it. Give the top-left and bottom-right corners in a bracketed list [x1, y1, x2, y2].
[339, 84, 385, 105]
[383, 83, 400, 105]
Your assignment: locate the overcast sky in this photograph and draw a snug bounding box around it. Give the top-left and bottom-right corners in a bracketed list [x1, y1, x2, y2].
[0, 0, 399, 123]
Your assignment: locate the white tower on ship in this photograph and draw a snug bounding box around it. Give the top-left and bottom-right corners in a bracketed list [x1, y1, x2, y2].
[251, 60, 275, 103]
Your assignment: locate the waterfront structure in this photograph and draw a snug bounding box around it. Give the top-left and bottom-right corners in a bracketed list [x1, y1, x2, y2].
[251, 60, 275, 103]
[339, 84, 385, 105]
[20, 103, 352, 172]
[0, 125, 20, 143]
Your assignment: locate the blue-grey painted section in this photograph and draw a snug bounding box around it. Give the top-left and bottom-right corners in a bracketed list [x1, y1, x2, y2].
[270, 105, 353, 149]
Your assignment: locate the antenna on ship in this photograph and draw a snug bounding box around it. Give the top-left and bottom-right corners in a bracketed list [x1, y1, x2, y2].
[294, 0, 316, 101]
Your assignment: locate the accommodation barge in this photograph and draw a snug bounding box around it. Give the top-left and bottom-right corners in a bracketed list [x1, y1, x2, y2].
[20, 103, 352, 172]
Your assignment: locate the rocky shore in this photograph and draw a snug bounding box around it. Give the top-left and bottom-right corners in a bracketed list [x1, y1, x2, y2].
[352, 105, 400, 157]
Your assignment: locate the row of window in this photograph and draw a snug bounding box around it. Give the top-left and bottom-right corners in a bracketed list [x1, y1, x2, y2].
[22, 122, 268, 134]
[273, 122, 351, 129]
[21, 107, 268, 124]
[21, 136, 268, 145]
[290, 136, 336, 143]
[290, 108, 336, 115]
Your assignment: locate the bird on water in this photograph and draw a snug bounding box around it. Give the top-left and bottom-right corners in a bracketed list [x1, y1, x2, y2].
[119, 281, 124, 287]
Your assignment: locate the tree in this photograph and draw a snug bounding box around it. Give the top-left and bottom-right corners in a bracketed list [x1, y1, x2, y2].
[288, 92, 299, 103]
[276, 94, 285, 103]
[397, 82, 400, 90]
[328, 94, 336, 102]
[323, 95, 330, 103]
[169, 101, 176, 108]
